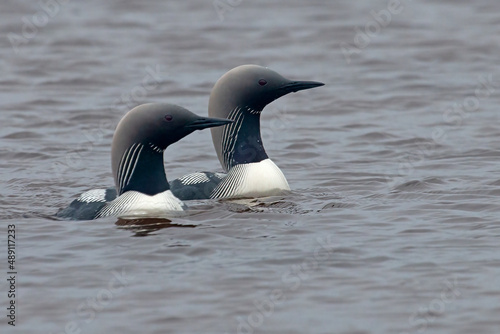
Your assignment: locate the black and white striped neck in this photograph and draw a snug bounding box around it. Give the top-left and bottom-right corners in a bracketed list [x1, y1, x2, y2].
[116, 143, 169, 196]
[221, 106, 269, 171]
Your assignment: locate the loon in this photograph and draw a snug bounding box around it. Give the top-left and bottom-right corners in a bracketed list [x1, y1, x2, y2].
[56, 103, 232, 220]
[169, 65, 324, 200]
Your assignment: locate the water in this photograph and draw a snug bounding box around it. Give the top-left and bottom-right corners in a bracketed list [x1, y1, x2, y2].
[1, 0, 500, 333]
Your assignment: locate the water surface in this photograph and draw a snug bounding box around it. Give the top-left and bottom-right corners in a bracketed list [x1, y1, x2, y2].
[1, 1, 500, 333]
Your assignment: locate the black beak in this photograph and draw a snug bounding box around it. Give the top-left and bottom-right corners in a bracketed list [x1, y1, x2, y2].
[186, 117, 234, 130]
[279, 80, 325, 94]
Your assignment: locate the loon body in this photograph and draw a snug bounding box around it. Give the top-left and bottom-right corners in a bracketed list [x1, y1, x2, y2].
[56, 103, 232, 220]
[170, 65, 324, 200]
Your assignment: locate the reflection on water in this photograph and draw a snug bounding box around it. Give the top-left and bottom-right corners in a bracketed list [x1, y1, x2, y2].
[115, 217, 196, 237]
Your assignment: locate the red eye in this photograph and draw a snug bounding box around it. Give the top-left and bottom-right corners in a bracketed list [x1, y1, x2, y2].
[164, 115, 173, 121]
[258, 79, 267, 86]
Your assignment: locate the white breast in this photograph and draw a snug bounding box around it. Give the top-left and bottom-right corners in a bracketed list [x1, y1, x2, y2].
[96, 190, 185, 218]
[210, 158, 290, 199]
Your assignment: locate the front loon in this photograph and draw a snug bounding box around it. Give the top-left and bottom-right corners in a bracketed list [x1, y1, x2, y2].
[56, 103, 232, 220]
[170, 65, 324, 200]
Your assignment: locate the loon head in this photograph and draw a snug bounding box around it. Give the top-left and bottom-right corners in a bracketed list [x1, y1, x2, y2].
[111, 103, 232, 196]
[208, 65, 324, 171]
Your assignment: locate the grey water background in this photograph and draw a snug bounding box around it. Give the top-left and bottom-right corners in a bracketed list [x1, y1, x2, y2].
[1, 0, 500, 333]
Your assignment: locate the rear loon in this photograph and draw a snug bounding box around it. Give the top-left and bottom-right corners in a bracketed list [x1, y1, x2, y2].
[170, 65, 324, 200]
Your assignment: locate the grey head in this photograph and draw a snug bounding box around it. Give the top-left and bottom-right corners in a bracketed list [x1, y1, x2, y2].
[111, 103, 232, 196]
[208, 64, 324, 171]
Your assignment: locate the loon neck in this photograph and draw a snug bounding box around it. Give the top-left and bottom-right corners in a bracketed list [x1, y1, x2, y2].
[221, 106, 269, 171]
[115, 143, 169, 196]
